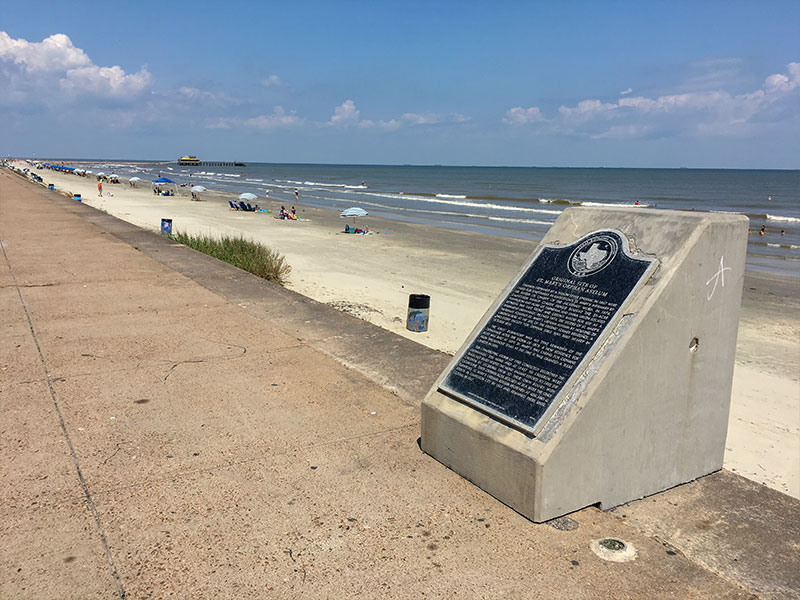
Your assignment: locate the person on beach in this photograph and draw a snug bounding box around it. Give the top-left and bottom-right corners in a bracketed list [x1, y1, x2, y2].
[294, 188, 299, 202]
[759, 226, 766, 236]
[291, 206, 296, 216]
[265, 189, 270, 198]
[97, 181, 102, 197]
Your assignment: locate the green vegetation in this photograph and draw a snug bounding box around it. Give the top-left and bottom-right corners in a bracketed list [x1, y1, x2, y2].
[169, 231, 291, 285]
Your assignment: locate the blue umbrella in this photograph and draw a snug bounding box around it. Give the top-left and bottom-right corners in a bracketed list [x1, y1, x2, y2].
[152, 177, 175, 183]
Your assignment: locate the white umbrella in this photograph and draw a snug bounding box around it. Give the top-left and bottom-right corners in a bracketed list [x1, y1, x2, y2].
[97, 172, 106, 176]
[340, 207, 368, 218]
[238, 192, 258, 201]
[85, 170, 94, 174]
[192, 185, 207, 192]
[109, 173, 118, 178]
[129, 176, 142, 182]
[340, 207, 368, 228]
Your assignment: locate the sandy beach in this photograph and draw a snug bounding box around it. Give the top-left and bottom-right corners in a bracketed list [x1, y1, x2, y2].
[14, 161, 800, 499]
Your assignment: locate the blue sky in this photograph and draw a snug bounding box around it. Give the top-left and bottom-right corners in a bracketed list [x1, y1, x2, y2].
[1, 1, 798, 168]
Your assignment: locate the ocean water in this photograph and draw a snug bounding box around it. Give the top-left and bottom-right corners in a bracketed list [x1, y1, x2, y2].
[65, 161, 800, 276]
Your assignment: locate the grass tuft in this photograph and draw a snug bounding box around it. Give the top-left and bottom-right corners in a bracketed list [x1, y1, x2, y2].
[170, 231, 292, 285]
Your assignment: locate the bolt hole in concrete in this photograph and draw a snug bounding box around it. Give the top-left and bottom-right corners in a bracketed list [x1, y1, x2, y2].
[689, 337, 700, 353]
[590, 538, 638, 563]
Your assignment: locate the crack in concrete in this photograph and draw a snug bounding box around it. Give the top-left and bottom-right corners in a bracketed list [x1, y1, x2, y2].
[1, 236, 128, 599]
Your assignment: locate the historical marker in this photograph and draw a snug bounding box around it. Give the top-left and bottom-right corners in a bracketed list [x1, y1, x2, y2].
[439, 229, 656, 435]
[422, 209, 748, 522]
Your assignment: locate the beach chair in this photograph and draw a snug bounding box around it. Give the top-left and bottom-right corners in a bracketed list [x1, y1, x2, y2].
[229, 201, 239, 210]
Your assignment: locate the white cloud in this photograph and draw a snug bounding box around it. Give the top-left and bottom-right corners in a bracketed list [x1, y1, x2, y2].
[60, 64, 151, 97]
[244, 106, 301, 129]
[0, 32, 90, 72]
[558, 99, 617, 121]
[0, 31, 150, 102]
[179, 86, 212, 99]
[328, 100, 469, 130]
[328, 99, 360, 127]
[619, 88, 633, 95]
[398, 112, 470, 125]
[359, 118, 401, 130]
[402, 112, 439, 125]
[205, 117, 237, 130]
[503, 106, 545, 125]
[508, 61, 800, 138]
[262, 74, 281, 87]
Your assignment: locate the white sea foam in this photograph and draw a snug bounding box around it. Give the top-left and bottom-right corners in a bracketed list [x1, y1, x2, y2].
[485, 215, 555, 226]
[276, 179, 367, 190]
[436, 194, 467, 199]
[301, 193, 556, 226]
[767, 243, 800, 249]
[352, 191, 563, 215]
[767, 214, 800, 223]
[246, 178, 264, 182]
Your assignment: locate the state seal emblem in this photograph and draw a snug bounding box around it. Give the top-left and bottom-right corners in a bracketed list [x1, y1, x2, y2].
[568, 234, 618, 277]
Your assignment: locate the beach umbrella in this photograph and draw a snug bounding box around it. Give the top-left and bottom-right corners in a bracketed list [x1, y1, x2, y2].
[85, 170, 93, 174]
[340, 207, 368, 218]
[191, 185, 207, 192]
[340, 206, 368, 228]
[109, 173, 118, 178]
[238, 192, 258, 201]
[129, 176, 141, 182]
[97, 172, 106, 176]
[152, 177, 175, 184]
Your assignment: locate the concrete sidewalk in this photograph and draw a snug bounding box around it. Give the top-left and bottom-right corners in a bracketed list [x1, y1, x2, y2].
[1, 170, 797, 599]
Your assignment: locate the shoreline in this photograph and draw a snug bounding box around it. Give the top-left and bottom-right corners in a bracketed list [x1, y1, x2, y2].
[18, 159, 800, 278]
[10, 161, 800, 499]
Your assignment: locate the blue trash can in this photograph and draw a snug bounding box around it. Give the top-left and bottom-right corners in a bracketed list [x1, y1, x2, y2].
[74, 193, 81, 202]
[406, 294, 430, 332]
[48, 184, 54, 190]
[161, 218, 173, 235]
